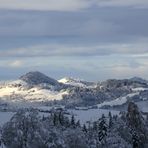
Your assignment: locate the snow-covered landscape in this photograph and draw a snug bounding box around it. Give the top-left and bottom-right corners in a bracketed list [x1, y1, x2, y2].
[0, 72, 148, 148]
[1, 1, 148, 147]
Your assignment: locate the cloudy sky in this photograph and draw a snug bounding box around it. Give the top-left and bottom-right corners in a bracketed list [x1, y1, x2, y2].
[0, 0, 148, 81]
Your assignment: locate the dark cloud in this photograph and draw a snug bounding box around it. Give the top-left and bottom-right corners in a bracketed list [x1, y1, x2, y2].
[0, 7, 147, 57]
[0, 2, 148, 80]
[0, 7, 148, 39]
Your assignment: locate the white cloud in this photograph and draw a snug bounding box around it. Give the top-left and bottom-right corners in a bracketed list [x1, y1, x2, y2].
[8, 60, 23, 68]
[0, 0, 148, 12]
[0, 37, 148, 57]
[0, 54, 148, 80]
[97, 0, 148, 8]
[0, 0, 93, 11]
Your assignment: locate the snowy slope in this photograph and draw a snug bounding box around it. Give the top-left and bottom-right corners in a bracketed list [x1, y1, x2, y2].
[58, 77, 96, 88]
[58, 77, 86, 87]
[0, 80, 68, 104]
[132, 87, 148, 92]
[97, 92, 139, 108]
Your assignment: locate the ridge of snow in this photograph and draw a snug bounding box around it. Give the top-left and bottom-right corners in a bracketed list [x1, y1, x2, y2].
[58, 77, 86, 87]
[132, 87, 148, 92]
[58, 77, 71, 83]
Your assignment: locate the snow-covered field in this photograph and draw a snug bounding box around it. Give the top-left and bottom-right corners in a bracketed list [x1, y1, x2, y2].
[136, 100, 148, 112]
[69, 109, 119, 124]
[0, 112, 15, 126]
[0, 98, 147, 127]
[1, 76, 148, 127]
[36, 106, 120, 124]
[0, 108, 119, 126]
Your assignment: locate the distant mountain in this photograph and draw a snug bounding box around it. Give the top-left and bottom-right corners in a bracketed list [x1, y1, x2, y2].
[130, 77, 148, 84]
[20, 71, 59, 86]
[100, 78, 148, 89]
[0, 71, 148, 109]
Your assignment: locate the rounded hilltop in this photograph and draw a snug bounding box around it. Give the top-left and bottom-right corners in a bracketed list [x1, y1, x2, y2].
[20, 71, 59, 86]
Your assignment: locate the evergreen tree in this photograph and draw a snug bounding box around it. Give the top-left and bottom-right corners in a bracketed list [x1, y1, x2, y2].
[132, 131, 140, 148]
[93, 121, 98, 131]
[126, 102, 144, 130]
[58, 111, 64, 126]
[98, 114, 108, 143]
[42, 115, 46, 121]
[76, 120, 81, 128]
[71, 115, 76, 128]
[108, 111, 113, 128]
[126, 102, 147, 147]
[82, 124, 87, 133]
[53, 112, 58, 126]
[146, 114, 148, 127]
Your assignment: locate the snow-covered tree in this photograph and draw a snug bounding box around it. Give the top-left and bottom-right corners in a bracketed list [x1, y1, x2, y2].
[1, 104, 148, 148]
[70, 115, 76, 128]
[108, 111, 113, 129]
[126, 102, 148, 147]
[2, 109, 40, 148]
[98, 114, 108, 144]
[82, 124, 87, 133]
[132, 130, 140, 148]
[76, 120, 81, 128]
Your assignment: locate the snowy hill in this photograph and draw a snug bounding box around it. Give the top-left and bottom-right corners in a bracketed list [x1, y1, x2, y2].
[130, 77, 148, 84]
[20, 71, 60, 86]
[0, 76, 68, 106]
[58, 77, 96, 88]
[0, 72, 67, 107]
[0, 72, 148, 109]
